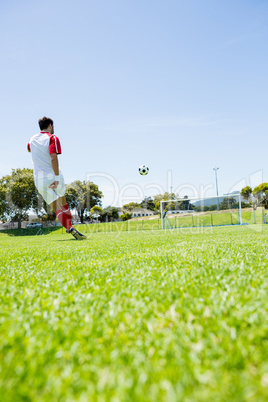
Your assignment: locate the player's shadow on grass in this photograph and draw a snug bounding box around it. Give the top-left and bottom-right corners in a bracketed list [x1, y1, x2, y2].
[56, 238, 78, 241]
[1, 227, 60, 237]
[56, 238, 89, 242]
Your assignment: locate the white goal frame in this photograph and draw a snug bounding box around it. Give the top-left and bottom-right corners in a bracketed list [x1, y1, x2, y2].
[160, 194, 243, 229]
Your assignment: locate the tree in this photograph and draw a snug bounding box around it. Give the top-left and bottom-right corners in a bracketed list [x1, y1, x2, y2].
[241, 186, 253, 202]
[31, 193, 56, 221]
[0, 179, 9, 220]
[0, 169, 38, 228]
[89, 205, 103, 223]
[122, 202, 140, 211]
[209, 205, 218, 211]
[101, 206, 119, 222]
[121, 212, 132, 221]
[241, 184, 260, 225]
[90, 205, 102, 213]
[253, 183, 268, 208]
[165, 201, 176, 211]
[177, 196, 194, 211]
[65, 180, 102, 223]
[154, 192, 178, 211]
[219, 197, 236, 210]
[140, 197, 155, 211]
[90, 205, 103, 217]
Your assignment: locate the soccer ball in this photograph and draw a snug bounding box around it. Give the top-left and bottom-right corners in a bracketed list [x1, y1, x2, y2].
[139, 165, 149, 175]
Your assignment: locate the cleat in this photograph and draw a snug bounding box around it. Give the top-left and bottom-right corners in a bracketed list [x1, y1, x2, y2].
[70, 227, 87, 240]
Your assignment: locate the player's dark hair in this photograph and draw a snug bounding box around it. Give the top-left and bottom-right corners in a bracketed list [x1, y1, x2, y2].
[38, 117, 54, 130]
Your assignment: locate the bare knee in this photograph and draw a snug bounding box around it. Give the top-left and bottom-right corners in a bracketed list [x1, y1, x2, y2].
[49, 199, 61, 212]
[58, 196, 66, 206]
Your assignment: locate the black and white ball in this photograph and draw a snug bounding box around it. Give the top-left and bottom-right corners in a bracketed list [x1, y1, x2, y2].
[139, 165, 149, 175]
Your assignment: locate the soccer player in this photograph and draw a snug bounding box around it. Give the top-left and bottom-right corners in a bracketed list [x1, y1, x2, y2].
[27, 117, 86, 240]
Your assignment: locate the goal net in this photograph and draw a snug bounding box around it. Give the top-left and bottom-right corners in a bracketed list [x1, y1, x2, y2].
[160, 194, 243, 229]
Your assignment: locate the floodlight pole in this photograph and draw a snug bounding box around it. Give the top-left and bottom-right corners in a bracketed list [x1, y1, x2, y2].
[213, 167, 220, 210]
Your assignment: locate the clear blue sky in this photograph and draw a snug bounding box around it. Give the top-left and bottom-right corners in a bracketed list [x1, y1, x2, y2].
[1, 0, 267, 206]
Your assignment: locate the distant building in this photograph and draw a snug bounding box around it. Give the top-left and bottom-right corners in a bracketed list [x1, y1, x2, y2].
[118, 208, 154, 219]
[167, 210, 195, 215]
[132, 208, 154, 217]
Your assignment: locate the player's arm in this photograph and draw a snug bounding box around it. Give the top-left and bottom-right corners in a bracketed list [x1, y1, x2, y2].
[48, 135, 62, 189]
[49, 153, 60, 189]
[50, 153, 59, 175]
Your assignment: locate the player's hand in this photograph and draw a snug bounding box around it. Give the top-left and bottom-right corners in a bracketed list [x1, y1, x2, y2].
[48, 181, 59, 189]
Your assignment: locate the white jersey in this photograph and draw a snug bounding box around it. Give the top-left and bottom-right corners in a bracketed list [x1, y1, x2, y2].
[27, 131, 65, 204]
[28, 132, 62, 177]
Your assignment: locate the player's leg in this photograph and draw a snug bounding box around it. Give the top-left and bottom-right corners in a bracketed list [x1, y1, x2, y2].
[50, 198, 73, 231]
[47, 176, 72, 220]
[36, 174, 86, 240]
[49, 197, 86, 240]
[57, 196, 72, 220]
[57, 196, 67, 207]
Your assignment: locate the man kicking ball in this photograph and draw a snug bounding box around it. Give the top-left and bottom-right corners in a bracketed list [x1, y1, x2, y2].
[27, 116, 86, 240]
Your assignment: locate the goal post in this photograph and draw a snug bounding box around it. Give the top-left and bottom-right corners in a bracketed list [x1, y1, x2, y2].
[160, 194, 243, 229]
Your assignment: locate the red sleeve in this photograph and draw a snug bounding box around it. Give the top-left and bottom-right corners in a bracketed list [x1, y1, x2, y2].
[49, 135, 62, 155]
[27, 143, 30, 151]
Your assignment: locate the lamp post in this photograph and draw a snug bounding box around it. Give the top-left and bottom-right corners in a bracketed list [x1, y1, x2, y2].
[213, 167, 219, 210]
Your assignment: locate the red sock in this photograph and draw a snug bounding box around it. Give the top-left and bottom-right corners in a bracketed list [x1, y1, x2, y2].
[61, 203, 72, 220]
[56, 209, 73, 231]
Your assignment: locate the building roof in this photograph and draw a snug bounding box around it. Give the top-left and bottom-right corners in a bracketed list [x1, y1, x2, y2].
[132, 208, 154, 214]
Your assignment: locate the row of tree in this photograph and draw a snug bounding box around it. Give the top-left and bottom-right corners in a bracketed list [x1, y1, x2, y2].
[0, 169, 103, 228]
[1, 168, 268, 227]
[241, 184, 268, 209]
[122, 194, 241, 215]
[90, 184, 268, 221]
[0, 169, 174, 227]
[122, 185, 268, 217]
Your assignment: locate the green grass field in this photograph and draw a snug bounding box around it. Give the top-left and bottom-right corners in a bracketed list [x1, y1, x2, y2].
[1, 226, 268, 401]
